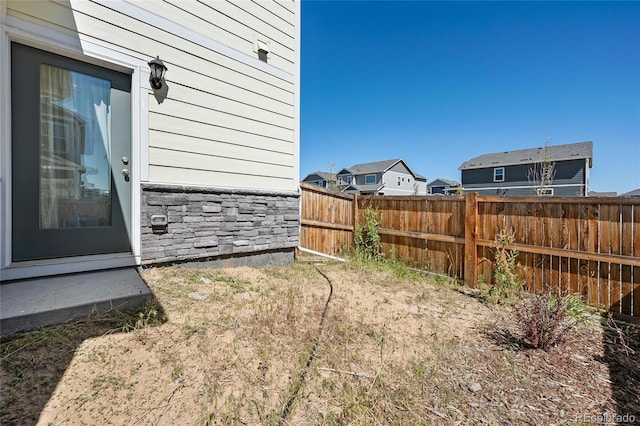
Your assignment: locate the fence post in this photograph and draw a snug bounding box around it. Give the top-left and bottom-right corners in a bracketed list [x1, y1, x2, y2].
[464, 192, 478, 288]
[352, 193, 358, 247]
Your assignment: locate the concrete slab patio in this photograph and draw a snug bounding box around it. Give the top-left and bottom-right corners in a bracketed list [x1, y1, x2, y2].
[0, 268, 152, 336]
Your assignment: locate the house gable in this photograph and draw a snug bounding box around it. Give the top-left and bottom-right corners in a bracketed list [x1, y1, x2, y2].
[387, 161, 413, 176]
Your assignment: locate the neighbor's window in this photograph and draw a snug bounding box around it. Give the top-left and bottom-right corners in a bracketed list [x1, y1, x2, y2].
[365, 174, 376, 184]
[536, 188, 553, 196]
[397, 176, 401, 186]
[338, 176, 352, 185]
[494, 167, 505, 182]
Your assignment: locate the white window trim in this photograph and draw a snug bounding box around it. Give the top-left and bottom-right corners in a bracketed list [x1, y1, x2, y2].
[1, 16, 148, 278]
[338, 175, 352, 185]
[493, 167, 505, 182]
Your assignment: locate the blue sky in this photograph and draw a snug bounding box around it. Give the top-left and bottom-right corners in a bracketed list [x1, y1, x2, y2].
[300, 1, 640, 194]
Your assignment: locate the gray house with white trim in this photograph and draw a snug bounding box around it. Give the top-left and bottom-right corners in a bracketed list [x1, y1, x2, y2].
[459, 141, 593, 196]
[336, 159, 427, 196]
[427, 178, 460, 195]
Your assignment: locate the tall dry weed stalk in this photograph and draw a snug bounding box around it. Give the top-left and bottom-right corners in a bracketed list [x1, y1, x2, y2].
[489, 228, 522, 303]
[354, 206, 384, 262]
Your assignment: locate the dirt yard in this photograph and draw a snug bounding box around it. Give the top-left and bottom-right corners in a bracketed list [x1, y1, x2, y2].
[1, 261, 639, 425]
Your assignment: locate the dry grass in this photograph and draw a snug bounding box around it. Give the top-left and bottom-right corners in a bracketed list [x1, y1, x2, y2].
[1, 261, 639, 425]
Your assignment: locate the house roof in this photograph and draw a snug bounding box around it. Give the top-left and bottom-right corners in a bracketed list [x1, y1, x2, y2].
[338, 158, 428, 181]
[621, 188, 640, 197]
[302, 171, 335, 181]
[427, 178, 459, 187]
[458, 141, 593, 171]
[338, 158, 405, 175]
[588, 191, 617, 197]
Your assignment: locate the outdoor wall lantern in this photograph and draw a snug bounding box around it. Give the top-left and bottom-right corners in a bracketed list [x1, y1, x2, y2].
[148, 56, 167, 90]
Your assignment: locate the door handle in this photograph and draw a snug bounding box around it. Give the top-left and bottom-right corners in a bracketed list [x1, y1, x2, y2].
[122, 169, 130, 182]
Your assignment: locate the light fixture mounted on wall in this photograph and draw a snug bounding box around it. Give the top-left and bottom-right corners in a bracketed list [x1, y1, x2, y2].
[148, 56, 167, 90]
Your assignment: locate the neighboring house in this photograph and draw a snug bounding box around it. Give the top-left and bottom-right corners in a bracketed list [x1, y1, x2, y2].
[0, 1, 300, 281]
[427, 178, 460, 195]
[415, 174, 428, 193]
[459, 141, 593, 196]
[302, 171, 336, 189]
[336, 159, 427, 196]
[588, 191, 617, 197]
[621, 189, 640, 198]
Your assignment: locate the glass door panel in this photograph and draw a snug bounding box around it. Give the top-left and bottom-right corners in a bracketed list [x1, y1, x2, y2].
[39, 64, 113, 229]
[11, 43, 132, 261]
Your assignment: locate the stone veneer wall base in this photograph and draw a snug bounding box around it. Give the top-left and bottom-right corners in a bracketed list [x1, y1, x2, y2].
[141, 183, 300, 267]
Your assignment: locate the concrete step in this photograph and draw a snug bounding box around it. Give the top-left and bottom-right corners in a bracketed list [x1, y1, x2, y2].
[0, 268, 152, 336]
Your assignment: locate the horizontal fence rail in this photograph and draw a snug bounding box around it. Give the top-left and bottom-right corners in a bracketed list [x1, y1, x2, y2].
[299, 183, 640, 318]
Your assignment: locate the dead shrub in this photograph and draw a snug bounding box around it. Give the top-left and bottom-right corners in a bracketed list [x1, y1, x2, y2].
[514, 291, 575, 350]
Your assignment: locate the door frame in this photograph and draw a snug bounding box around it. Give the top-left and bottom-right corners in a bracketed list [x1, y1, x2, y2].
[0, 12, 149, 281]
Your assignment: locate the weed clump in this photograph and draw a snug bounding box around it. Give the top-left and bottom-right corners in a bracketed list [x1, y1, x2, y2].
[487, 228, 523, 304]
[354, 206, 384, 263]
[514, 291, 575, 350]
[119, 302, 166, 333]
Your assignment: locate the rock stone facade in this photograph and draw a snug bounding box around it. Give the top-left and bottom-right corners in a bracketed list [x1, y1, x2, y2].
[141, 184, 300, 266]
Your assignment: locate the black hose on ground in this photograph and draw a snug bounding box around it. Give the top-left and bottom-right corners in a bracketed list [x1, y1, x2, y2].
[280, 266, 334, 423]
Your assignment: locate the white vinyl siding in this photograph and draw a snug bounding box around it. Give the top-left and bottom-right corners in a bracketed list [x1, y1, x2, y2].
[7, 0, 297, 192]
[274, 0, 296, 15]
[149, 131, 292, 166]
[382, 171, 424, 195]
[149, 115, 292, 156]
[129, 0, 295, 74]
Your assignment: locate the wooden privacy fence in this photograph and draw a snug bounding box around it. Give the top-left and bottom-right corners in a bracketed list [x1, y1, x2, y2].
[299, 183, 640, 318]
